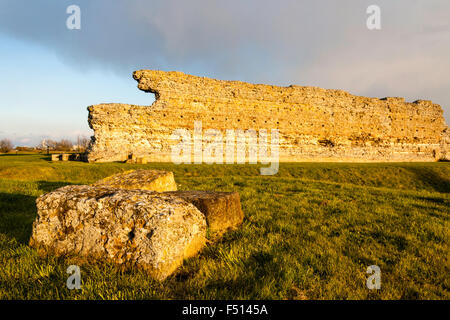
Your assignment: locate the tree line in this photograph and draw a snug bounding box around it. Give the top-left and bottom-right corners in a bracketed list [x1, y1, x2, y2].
[0, 136, 90, 153]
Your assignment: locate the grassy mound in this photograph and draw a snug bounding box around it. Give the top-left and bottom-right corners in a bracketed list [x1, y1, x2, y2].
[0, 154, 448, 299]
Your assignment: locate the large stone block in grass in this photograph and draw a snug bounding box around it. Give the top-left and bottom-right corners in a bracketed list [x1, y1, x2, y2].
[29, 185, 206, 281]
[166, 191, 244, 234]
[92, 169, 177, 192]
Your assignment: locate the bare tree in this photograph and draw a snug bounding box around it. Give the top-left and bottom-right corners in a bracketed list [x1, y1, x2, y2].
[36, 139, 56, 151]
[77, 135, 90, 152]
[47, 140, 57, 150]
[0, 139, 13, 153]
[55, 139, 73, 151]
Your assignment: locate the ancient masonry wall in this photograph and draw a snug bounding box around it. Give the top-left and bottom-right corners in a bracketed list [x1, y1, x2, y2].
[86, 70, 450, 163]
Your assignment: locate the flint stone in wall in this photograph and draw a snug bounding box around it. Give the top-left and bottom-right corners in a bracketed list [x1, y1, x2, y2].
[29, 185, 206, 281]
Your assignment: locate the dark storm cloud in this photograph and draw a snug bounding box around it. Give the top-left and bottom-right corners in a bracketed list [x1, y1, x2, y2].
[0, 0, 449, 119]
[0, 0, 354, 79]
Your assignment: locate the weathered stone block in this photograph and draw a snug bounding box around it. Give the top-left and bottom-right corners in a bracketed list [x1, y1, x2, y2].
[51, 154, 61, 161]
[166, 191, 244, 234]
[61, 154, 70, 161]
[93, 169, 177, 192]
[29, 185, 206, 281]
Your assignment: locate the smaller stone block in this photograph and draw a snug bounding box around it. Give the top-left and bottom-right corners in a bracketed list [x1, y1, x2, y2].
[165, 191, 244, 234]
[93, 169, 177, 192]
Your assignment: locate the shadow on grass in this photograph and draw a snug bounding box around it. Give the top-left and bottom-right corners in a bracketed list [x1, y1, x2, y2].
[407, 167, 450, 193]
[37, 181, 73, 193]
[0, 192, 37, 245]
[0, 153, 35, 157]
[39, 155, 52, 161]
[416, 195, 446, 204]
[0, 181, 72, 245]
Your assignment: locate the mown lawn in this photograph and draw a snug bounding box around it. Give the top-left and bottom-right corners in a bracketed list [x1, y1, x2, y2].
[0, 154, 448, 299]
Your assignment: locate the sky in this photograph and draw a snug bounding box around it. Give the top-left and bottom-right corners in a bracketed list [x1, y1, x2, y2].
[0, 0, 449, 147]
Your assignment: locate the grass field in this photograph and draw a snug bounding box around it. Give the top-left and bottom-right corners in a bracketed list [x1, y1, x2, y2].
[0, 153, 448, 299]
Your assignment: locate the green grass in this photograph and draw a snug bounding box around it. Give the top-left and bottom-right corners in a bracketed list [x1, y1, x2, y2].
[0, 153, 449, 299]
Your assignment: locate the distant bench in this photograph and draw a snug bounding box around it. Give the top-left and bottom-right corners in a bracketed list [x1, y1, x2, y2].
[51, 153, 87, 162]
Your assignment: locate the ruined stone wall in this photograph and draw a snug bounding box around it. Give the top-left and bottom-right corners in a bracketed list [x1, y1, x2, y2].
[86, 70, 449, 163]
